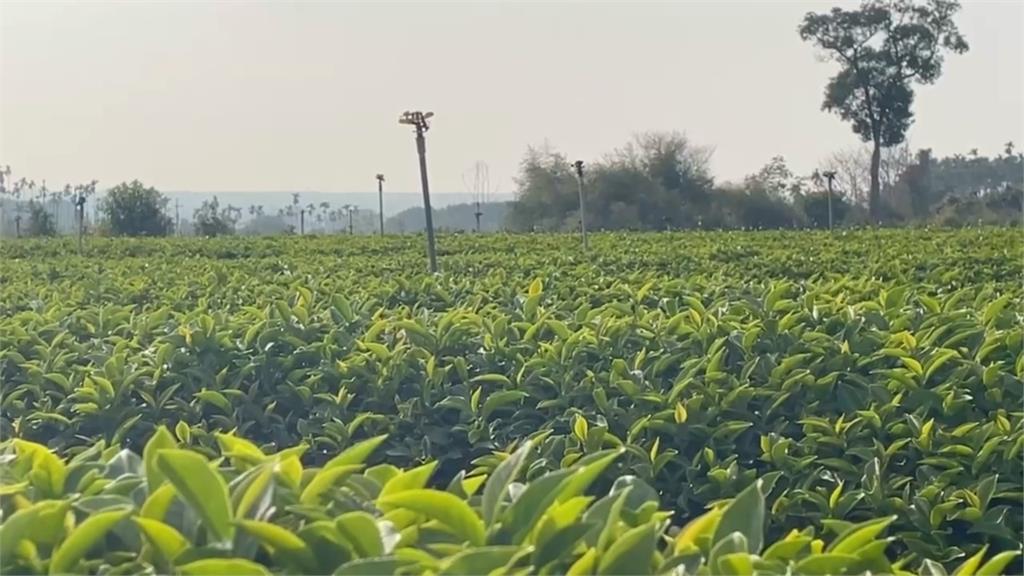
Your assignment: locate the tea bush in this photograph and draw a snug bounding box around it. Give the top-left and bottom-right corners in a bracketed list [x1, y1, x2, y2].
[1, 229, 1021, 573]
[1, 434, 1018, 575]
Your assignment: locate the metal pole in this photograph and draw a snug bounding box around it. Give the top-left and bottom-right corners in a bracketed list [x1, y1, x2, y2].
[400, 111, 438, 273]
[827, 180, 833, 231]
[823, 170, 836, 232]
[572, 160, 588, 251]
[417, 127, 438, 272]
[40, 181, 50, 232]
[77, 196, 85, 253]
[377, 174, 385, 237]
[300, 209, 305, 235]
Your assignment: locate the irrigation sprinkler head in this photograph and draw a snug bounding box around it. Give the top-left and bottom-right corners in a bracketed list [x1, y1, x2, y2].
[399, 110, 433, 131]
[572, 160, 585, 177]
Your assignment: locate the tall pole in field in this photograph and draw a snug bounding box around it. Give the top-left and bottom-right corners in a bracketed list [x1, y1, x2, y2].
[572, 160, 588, 251]
[399, 110, 438, 273]
[75, 191, 86, 253]
[40, 180, 50, 232]
[376, 174, 385, 237]
[823, 170, 836, 232]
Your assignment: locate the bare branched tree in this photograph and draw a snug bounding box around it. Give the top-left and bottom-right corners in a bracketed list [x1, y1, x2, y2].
[820, 143, 911, 207]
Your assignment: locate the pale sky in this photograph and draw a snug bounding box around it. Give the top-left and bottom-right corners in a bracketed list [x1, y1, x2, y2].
[1, 1, 1021, 195]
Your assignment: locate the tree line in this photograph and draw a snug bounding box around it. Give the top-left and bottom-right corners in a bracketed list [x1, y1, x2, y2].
[3, 139, 1018, 239]
[508, 135, 1021, 232]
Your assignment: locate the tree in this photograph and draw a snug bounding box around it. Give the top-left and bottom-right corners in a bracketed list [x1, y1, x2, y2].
[587, 161, 663, 230]
[193, 196, 238, 237]
[506, 144, 579, 231]
[226, 204, 242, 230]
[27, 201, 56, 236]
[507, 133, 715, 232]
[820, 144, 911, 207]
[101, 180, 172, 236]
[319, 202, 330, 232]
[745, 156, 812, 201]
[608, 132, 715, 228]
[799, 0, 968, 220]
[894, 148, 935, 217]
[631, 131, 714, 216]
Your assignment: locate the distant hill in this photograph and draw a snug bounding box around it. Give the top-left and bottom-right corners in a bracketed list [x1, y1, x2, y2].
[385, 201, 512, 233]
[162, 191, 514, 221]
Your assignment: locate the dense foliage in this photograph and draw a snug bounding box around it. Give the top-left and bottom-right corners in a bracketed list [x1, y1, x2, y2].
[100, 181, 173, 238]
[1, 230, 1021, 573]
[3, 433, 1018, 575]
[26, 202, 57, 237]
[193, 197, 242, 238]
[507, 134, 715, 231]
[507, 136, 1022, 234]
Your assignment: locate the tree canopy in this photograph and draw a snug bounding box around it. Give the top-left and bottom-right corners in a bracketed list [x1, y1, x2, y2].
[507, 132, 714, 232]
[101, 180, 173, 237]
[193, 196, 240, 237]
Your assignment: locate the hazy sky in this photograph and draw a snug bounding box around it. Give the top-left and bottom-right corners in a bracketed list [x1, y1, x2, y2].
[1, 1, 1021, 196]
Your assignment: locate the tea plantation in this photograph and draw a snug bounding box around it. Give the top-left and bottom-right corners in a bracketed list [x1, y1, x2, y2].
[1, 229, 1021, 575]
